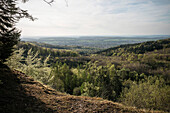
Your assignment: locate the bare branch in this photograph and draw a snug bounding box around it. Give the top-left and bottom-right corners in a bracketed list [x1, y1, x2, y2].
[43, 0, 54, 5]
[21, 0, 68, 7]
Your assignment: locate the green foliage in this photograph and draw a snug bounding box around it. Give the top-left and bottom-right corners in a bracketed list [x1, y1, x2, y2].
[121, 77, 170, 111]
[5, 38, 170, 112]
[81, 82, 100, 97]
[73, 87, 81, 96]
[95, 38, 170, 80]
[1, 1, 169, 112]
[6, 48, 51, 83]
[48, 62, 123, 101]
[23, 48, 41, 76]
[24, 49, 51, 83]
[5, 48, 25, 69]
[48, 62, 75, 94]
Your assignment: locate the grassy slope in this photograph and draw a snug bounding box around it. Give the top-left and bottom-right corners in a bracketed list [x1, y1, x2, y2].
[0, 64, 162, 113]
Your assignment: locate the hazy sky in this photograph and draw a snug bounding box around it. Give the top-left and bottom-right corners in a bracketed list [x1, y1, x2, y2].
[17, 0, 170, 37]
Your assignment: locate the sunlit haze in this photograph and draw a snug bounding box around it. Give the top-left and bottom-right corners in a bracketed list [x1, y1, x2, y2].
[17, 0, 170, 37]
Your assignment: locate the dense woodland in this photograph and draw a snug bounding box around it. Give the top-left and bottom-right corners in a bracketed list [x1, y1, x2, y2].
[4, 38, 170, 112]
[22, 41, 100, 55]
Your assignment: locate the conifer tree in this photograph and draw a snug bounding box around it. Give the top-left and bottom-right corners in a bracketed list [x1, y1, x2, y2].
[5, 48, 25, 69]
[0, 0, 33, 63]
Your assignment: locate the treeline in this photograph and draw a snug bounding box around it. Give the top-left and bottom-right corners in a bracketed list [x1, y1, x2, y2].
[17, 42, 79, 60]
[25, 41, 100, 55]
[17, 42, 96, 68]
[97, 38, 170, 56]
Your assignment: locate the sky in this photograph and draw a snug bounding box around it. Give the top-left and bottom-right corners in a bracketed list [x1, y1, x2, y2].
[17, 0, 170, 37]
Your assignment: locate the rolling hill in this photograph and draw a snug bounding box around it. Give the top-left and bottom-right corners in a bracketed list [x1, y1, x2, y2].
[96, 38, 170, 56]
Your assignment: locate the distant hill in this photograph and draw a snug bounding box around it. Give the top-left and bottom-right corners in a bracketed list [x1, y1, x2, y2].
[17, 42, 91, 67]
[93, 38, 170, 79]
[96, 38, 170, 56]
[19, 41, 99, 55]
[21, 36, 170, 49]
[17, 41, 79, 59]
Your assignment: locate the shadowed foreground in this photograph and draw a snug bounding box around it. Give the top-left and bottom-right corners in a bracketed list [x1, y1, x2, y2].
[0, 64, 162, 113]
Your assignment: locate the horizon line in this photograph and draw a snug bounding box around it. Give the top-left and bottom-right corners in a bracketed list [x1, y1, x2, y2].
[21, 34, 170, 38]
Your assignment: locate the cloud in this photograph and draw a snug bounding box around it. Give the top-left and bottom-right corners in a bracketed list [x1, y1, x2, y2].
[17, 0, 170, 36]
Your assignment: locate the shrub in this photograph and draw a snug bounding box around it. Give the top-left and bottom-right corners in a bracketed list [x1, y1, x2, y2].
[120, 77, 170, 111]
[73, 87, 81, 96]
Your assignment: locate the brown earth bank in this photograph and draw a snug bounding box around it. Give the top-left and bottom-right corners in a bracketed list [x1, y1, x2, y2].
[0, 63, 163, 113]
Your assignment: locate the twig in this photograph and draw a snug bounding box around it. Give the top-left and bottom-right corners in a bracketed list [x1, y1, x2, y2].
[43, 0, 54, 5]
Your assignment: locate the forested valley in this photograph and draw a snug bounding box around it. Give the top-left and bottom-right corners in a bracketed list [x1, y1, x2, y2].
[4, 38, 170, 112]
[0, 0, 170, 112]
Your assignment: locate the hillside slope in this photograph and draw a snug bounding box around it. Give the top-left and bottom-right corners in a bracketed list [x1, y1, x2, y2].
[0, 64, 160, 113]
[96, 38, 170, 56]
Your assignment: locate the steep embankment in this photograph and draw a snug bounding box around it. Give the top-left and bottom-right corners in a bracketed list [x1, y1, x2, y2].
[0, 64, 162, 113]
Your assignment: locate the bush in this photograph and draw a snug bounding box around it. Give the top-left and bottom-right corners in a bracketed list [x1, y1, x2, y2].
[120, 77, 170, 111]
[73, 87, 81, 96]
